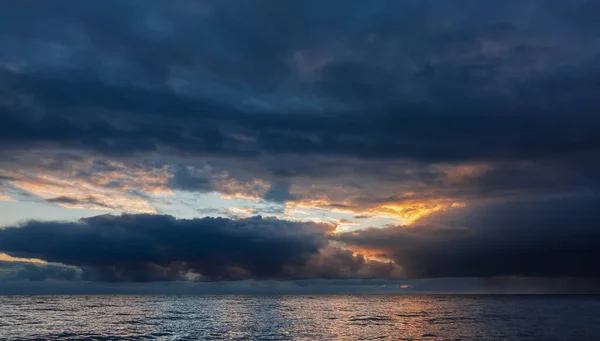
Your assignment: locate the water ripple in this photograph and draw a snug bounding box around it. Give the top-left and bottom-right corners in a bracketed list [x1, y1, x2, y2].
[1, 295, 600, 340]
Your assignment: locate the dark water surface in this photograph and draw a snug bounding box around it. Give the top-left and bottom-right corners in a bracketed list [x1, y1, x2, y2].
[1, 295, 599, 340]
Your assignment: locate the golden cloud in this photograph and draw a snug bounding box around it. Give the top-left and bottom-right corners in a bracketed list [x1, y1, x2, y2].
[11, 175, 157, 213]
[4, 158, 174, 213]
[0, 253, 47, 264]
[287, 197, 466, 226]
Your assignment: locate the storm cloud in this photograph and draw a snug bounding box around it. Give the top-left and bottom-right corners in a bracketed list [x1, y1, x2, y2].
[1, 0, 600, 163]
[337, 194, 600, 279]
[0, 214, 397, 282]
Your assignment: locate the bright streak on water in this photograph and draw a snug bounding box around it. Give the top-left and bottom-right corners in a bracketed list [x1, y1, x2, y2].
[1, 295, 600, 340]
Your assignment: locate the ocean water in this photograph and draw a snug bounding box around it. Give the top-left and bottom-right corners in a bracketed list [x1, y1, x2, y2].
[1, 295, 599, 340]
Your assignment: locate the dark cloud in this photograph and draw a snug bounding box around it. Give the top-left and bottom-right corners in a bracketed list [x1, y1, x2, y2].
[46, 196, 114, 209]
[0, 214, 395, 282]
[287, 246, 400, 280]
[337, 195, 600, 279]
[1, 0, 599, 163]
[263, 182, 295, 203]
[0, 261, 82, 282]
[168, 166, 216, 192]
[0, 215, 326, 281]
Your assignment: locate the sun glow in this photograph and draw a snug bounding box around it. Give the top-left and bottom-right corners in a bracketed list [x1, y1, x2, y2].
[285, 197, 466, 227]
[377, 201, 466, 225]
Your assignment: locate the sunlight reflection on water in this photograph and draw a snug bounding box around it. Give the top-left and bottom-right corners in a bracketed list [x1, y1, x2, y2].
[1, 295, 600, 340]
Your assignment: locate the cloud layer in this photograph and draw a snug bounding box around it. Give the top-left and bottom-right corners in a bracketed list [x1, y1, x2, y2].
[1, 1, 600, 291]
[0, 214, 397, 282]
[1, 1, 600, 160]
[1, 194, 599, 284]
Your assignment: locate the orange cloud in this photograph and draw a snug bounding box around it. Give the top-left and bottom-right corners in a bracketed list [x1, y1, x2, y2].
[286, 197, 466, 226]
[87, 160, 173, 196]
[377, 200, 465, 225]
[11, 175, 157, 213]
[0, 253, 47, 264]
[4, 159, 174, 213]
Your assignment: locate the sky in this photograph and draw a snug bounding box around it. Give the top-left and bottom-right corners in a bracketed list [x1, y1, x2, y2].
[1, 0, 600, 294]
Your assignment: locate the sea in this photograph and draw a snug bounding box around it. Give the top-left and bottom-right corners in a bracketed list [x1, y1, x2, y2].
[1, 295, 599, 340]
